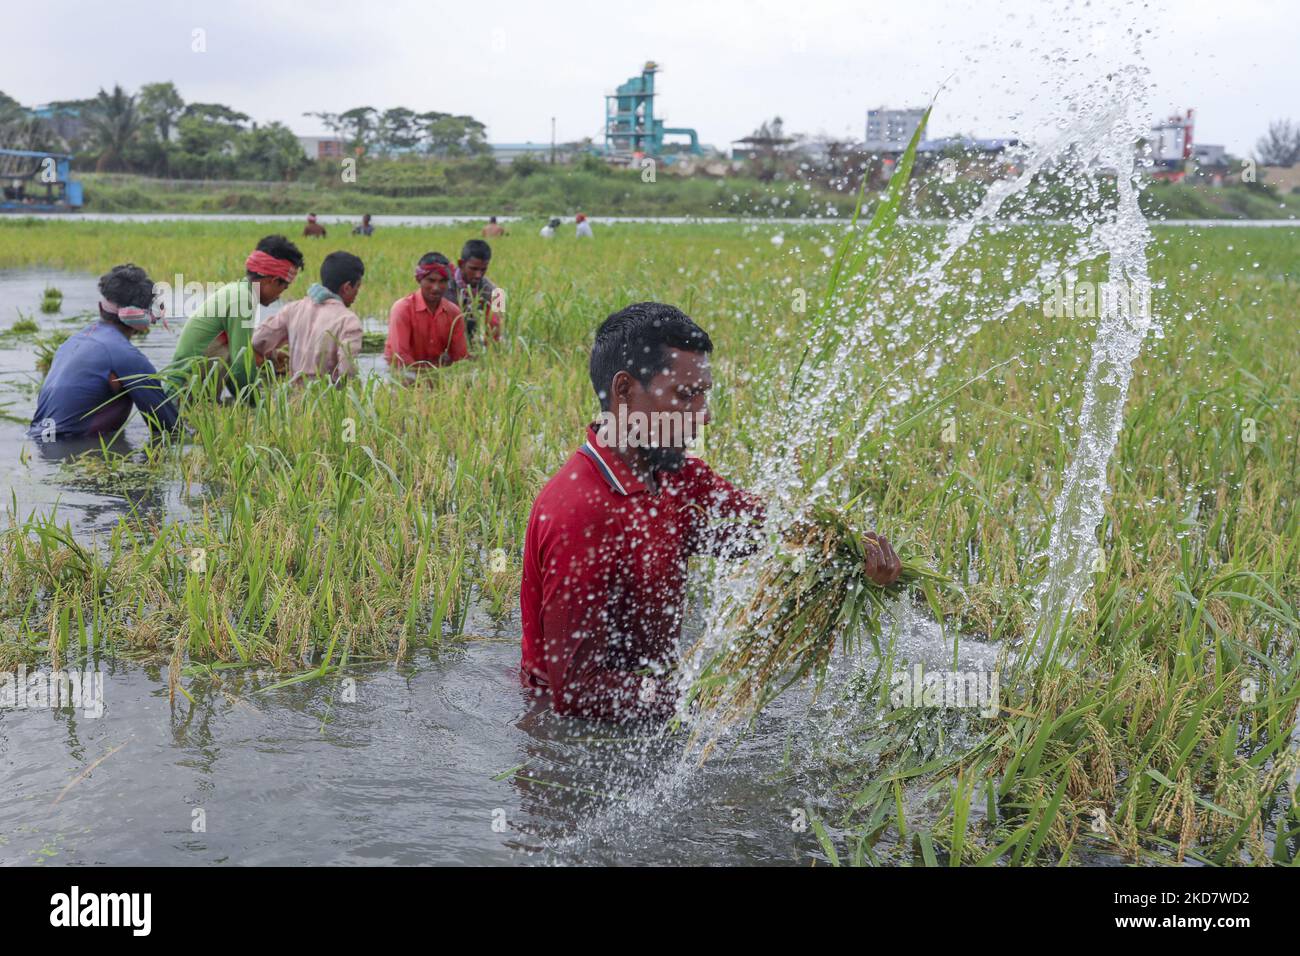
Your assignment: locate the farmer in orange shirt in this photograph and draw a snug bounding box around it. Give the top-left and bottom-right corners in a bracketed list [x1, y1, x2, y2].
[384, 252, 468, 377]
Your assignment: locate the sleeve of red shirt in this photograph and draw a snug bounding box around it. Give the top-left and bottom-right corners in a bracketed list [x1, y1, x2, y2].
[681, 458, 767, 559]
[444, 303, 469, 365]
[386, 297, 416, 368]
[532, 502, 676, 722]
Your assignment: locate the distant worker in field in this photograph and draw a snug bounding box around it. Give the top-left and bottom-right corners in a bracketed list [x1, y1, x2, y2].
[575, 213, 594, 238]
[518, 301, 904, 720]
[384, 252, 468, 376]
[352, 213, 374, 237]
[482, 216, 506, 238]
[29, 264, 180, 441]
[447, 238, 502, 348]
[304, 213, 327, 238]
[167, 234, 304, 401]
[539, 217, 560, 239]
[252, 251, 365, 385]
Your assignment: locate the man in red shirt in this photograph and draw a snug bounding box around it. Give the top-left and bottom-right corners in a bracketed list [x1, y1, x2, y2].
[520, 302, 901, 722]
[384, 252, 468, 376]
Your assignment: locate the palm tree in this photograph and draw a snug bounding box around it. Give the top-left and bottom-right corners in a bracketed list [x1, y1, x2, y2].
[85, 85, 142, 172]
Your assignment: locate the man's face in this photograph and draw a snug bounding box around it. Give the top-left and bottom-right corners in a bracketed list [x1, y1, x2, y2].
[257, 275, 293, 306]
[614, 348, 712, 472]
[419, 274, 448, 308]
[459, 257, 488, 285]
[340, 279, 361, 308]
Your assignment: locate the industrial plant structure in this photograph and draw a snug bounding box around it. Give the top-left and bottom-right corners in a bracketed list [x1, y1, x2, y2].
[603, 62, 702, 163]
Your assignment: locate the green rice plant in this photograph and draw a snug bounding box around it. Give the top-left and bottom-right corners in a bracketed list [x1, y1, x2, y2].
[9, 313, 40, 334]
[686, 505, 945, 738]
[33, 329, 70, 376]
[40, 285, 63, 313]
[0, 205, 1295, 863]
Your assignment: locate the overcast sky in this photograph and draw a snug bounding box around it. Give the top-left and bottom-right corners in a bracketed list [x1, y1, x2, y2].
[1, 0, 1292, 157]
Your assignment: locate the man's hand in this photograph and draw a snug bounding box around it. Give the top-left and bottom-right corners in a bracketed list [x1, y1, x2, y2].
[863, 531, 902, 586]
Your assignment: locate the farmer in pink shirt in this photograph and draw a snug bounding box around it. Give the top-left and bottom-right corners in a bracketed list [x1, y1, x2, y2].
[252, 251, 365, 384]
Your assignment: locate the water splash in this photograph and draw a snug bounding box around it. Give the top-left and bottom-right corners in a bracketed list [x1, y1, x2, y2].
[565, 2, 1166, 858]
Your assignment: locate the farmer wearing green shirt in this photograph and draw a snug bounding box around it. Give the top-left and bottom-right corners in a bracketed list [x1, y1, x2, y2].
[168, 235, 304, 400]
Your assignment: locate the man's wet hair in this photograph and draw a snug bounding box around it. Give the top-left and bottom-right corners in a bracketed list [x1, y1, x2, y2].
[98, 263, 155, 311]
[250, 234, 305, 274]
[320, 251, 364, 293]
[589, 302, 713, 411]
[460, 238, 492, 262]
[418, 251, 451, 268]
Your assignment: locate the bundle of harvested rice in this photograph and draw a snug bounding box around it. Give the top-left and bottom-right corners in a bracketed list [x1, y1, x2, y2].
[685, 505, 944, 737]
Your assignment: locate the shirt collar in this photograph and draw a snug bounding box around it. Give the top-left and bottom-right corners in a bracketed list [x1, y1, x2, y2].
[580, 423, 646, 496]
[412, 290, 444, 315]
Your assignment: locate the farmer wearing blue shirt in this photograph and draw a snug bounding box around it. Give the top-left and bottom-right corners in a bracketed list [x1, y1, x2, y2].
[29, 264, 181, 442]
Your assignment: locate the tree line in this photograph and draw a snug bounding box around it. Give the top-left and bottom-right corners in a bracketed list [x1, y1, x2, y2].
[0, 82, 490, 181]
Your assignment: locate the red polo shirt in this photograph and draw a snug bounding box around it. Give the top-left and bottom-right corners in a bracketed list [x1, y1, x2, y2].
[384, 291, 467, 369]
[520, 425, 764, 722]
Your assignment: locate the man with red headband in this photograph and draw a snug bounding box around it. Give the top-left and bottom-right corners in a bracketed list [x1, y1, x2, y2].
[384, 252, 469, 375]
[167, 234, 304, 400]
[29, 263, 180, 441]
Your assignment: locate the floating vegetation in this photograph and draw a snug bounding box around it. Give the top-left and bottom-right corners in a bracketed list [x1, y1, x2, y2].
[33, 329, 71, 377]
[40, 285, 63, 313]
[8, 312, 39, 335]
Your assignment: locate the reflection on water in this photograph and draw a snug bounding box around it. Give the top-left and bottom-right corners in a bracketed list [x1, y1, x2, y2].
[0, 631, 822, 866]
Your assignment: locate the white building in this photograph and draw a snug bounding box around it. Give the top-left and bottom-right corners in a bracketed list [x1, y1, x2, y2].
[865, 108, 926, 154]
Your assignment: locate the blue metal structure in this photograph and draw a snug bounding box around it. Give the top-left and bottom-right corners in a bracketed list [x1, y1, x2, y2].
[603, 61, 701, 161]
[0, 149, 83, 212]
